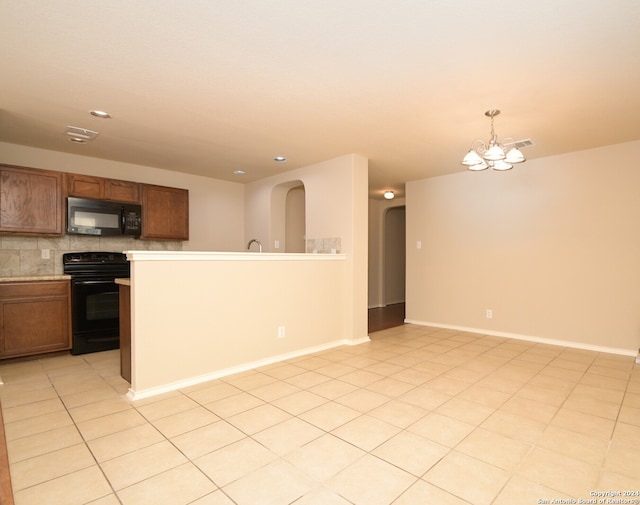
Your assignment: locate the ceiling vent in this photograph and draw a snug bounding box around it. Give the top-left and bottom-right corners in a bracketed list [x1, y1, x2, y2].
[66, 126, 99, 143]
[506, 138, 535, 149]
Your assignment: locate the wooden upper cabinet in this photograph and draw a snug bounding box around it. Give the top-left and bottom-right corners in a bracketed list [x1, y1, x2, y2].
[141, 184, 189, 240]
[107, 179, 140, 203]
[0, 165, 64, 236]
[66, 173, 103, 199]
[0, 166, 188, 240]
[67, 173, 140, 203]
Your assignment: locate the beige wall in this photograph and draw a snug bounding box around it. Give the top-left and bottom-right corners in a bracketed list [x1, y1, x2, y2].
[0, 142, 245, 252]
[406, 141, 640, 354]
[127, 252, 362, 398]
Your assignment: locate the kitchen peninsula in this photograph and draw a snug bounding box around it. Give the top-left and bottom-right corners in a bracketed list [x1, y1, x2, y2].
[122, 250, 368, 400]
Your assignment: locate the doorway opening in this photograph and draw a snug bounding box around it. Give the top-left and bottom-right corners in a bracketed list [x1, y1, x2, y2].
[285, 185, 305, 253]
[368, 204, 406, 333]
[271, 180, 305, 253]
[384, 205, 406, 306]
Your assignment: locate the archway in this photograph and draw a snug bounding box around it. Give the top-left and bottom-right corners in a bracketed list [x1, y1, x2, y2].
[271, 180, 305, 252]
[384, 205, 406, 305]
[285, 185, 305, 252]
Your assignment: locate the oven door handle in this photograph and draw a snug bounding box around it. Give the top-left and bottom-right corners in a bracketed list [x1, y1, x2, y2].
[72, 280, 117, 285]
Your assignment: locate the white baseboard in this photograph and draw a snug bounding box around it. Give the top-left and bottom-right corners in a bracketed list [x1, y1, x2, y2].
[368, 301, 406, 309]
[404, 319, 638, 357]
[126, 336, 371, 402]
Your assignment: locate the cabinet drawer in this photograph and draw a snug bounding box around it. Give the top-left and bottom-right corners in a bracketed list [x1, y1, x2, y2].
[0, 281, 69, 298]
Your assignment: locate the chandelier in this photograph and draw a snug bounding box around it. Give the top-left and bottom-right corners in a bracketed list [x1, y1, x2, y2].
[461, 110, 526, 171]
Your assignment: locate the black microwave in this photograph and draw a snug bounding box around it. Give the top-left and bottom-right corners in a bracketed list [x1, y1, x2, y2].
[67, 197, 142, 237]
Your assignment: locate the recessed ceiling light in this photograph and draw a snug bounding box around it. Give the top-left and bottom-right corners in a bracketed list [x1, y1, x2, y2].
[233, 170, 246, 175]
[274, 156, 287, 162]
[90, 110, 111, 118]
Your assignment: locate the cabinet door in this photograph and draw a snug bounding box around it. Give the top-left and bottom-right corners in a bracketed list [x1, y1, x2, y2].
[0, 165, 63, 235]
[67, 173, 105, 199]
[0, 281, 71, 358]
[141, 184, 189, 240]
[68, 174, 140, 203]
[105, 179, 140, 203]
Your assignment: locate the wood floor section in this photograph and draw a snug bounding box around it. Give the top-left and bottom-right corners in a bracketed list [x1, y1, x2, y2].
[368, 302, 405, 333]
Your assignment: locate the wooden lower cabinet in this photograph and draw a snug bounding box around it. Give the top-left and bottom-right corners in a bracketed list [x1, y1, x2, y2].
[0, 281, 71, 359]
[118, 282, 131, 382]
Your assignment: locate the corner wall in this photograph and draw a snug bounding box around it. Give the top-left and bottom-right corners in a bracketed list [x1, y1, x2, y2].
[244, 154, 369, 342]
[406, 141, 640, 354]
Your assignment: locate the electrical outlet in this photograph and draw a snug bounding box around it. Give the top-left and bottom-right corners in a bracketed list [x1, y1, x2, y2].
[274, 240, 280, 249]
[486, 309, 493, 319]
[416, 241, 422, 249]
[277, 326, 285, 338]
[41, 249, 50, 259]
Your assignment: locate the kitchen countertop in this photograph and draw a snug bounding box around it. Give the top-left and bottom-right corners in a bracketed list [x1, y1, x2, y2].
[115, 278, 131, 286]
[0, 275, 71, 283]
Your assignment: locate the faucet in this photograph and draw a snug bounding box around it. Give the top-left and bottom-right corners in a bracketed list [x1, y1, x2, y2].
[247, 239, 263, 253]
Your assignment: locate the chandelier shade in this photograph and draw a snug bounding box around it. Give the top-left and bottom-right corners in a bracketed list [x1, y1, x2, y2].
[461, 149, 484, 166]
[461, 110, 526, 171]
[467, 160, 489, 171]
[505, 147, 525, 163]
[483, 143, 506, 161]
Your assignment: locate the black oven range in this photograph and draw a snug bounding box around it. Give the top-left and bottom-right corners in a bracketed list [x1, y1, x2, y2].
[63, 252, 130, 355]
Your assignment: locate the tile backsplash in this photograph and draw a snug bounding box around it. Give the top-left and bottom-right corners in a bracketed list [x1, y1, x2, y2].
[0, 236, 182, 277]
[305, 237, 341, 254]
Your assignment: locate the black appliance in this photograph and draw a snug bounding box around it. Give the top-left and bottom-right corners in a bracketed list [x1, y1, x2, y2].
[67, 197, 142, 237]
[63, 252, 130, 355]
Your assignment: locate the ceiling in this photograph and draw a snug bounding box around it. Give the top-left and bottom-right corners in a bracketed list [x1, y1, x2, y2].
[1, 1, 639, 199]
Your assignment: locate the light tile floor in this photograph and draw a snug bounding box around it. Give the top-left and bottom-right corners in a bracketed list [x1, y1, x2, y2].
[1, 325, 639, 505]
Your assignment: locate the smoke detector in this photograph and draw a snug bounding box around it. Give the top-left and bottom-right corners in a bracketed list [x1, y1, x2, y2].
[66, 126, 99, 143]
